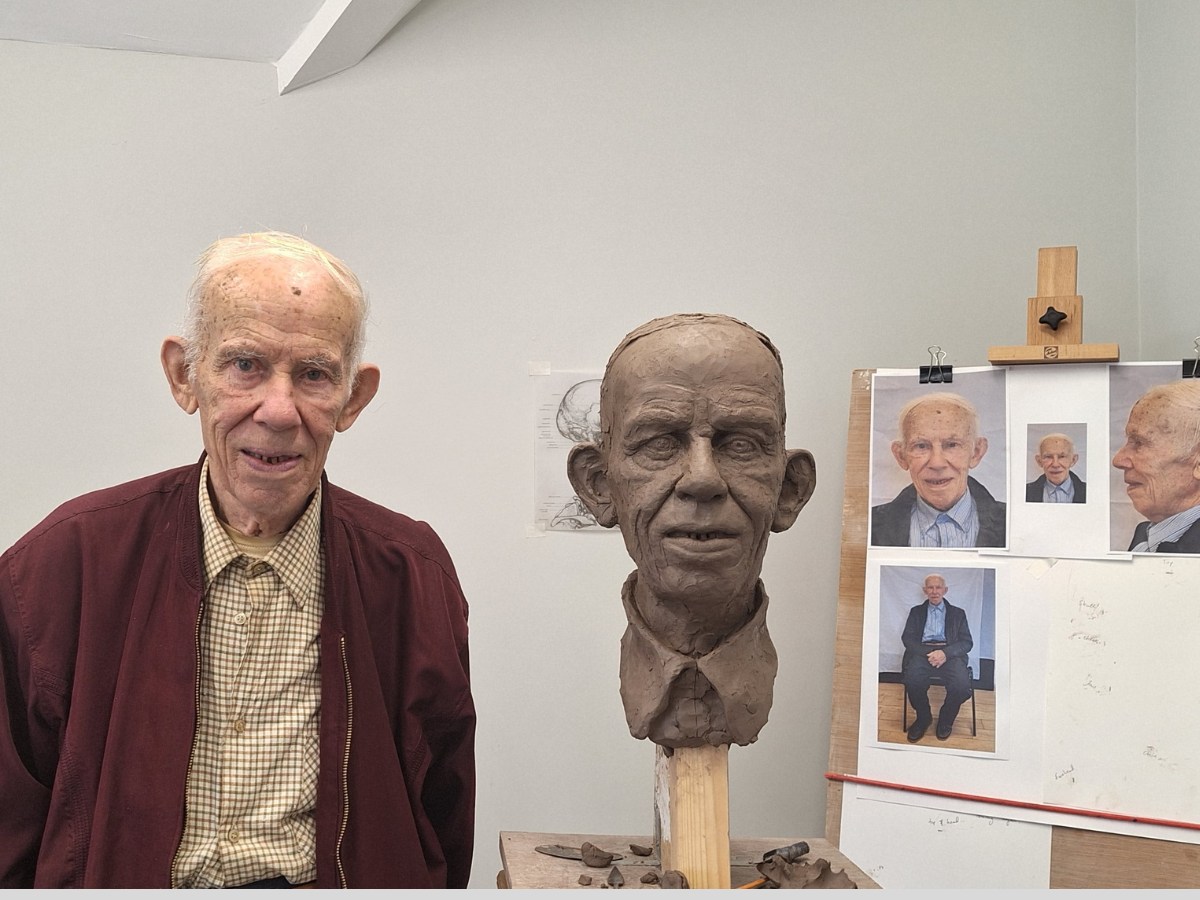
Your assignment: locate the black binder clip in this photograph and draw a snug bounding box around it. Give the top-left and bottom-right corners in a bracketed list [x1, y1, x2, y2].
[1184, 338, 1200, 378]
[919, 345, 953, 384]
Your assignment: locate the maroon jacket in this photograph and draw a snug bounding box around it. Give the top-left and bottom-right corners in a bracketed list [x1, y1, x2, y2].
[0, 461, 475, 888]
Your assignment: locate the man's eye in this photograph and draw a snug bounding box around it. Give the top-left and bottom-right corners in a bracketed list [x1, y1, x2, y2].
[302, 369, 328, 382]
[233, 358, 256, 373]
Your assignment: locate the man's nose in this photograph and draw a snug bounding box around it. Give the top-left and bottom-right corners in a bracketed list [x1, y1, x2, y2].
[255, 374, 303, 429]
[675, 439, 726, 502]
[926, 442, 948, 467]
[1112, 443, 1131, 469]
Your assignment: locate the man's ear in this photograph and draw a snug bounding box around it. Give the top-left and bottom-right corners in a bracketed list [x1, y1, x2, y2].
[890, 440, 910, 471]
[161, 337, 198, 415]
[336, 364, 381, 432]
[969, 436, 989, 468]
[567, 443, 618, 527]
[772, 449, 817, 532]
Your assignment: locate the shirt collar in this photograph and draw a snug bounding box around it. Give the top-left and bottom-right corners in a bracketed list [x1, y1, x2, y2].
[913, 485, 977, 532]
[618, 571, 776, 746]
[1145, 503, 1200, 552]
[1045, 475, 1075, 502]
[197, 459, 324, 609]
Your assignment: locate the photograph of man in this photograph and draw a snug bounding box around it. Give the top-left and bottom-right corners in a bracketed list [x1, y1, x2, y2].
[1026, 428, 1086, 503]
[1110, 375, 1200, 553]
[870, 372, 1007, 548]
[874, 565, 995, 752]
[901, 574, 972, 742]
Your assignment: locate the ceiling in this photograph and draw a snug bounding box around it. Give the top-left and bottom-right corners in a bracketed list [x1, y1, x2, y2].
[0, 0, 423, 93]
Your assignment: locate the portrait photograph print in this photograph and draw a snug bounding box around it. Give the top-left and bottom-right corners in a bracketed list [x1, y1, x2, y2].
[869, 368, 1008, 550]
[1109, 363, 1200, 554]
[1025, 423, 1087, 505]
[874, 564, 997, 754]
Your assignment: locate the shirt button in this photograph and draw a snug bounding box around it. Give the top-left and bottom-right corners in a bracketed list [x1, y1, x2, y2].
[233, 717, 246, 733]
[234, 612, 247, 626]
[228, 828, 241, 843]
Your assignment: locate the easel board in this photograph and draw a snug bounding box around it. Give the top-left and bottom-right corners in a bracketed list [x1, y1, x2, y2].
[826, 368, 1200, 889]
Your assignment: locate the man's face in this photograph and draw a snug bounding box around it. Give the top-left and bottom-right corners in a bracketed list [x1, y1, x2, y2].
[891, 400, 987, 511]
[1035, 437, 1078, 486]
[1112, 395, 1200, 523]
[602, 323, 791, 608]
[923, 576, 947, 605]
[182, 256, 365, 534]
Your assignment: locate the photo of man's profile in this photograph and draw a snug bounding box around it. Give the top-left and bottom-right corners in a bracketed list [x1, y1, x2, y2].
[1025, 423, 1087, 504]
[1109, 364, 1200, 553]
[869, 368, 1008, 549]
[875, 565, 996, 753]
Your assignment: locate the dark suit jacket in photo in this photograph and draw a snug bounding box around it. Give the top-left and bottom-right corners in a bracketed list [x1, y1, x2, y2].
[901, 598, 973, 670]
[871, 476, 1006, 548]
[1128, 513, 1200, 553]
[1026, 471, 1086, 503]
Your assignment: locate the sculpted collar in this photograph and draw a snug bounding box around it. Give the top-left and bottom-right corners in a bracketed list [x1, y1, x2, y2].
[618, 571, 778, 748]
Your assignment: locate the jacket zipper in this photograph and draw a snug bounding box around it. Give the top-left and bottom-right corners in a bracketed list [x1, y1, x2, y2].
[169, 598, 206, 888]
[335, 635, 353, 888]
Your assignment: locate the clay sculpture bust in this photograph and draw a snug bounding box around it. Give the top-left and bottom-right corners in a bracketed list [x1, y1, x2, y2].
[568, 314, 815, 748]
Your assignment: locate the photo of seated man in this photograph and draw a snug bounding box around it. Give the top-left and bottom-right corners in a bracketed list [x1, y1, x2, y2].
[1109, 365, 1200, 553]
[875, 565, 996, 753]
[1026, 426, 1087, 504]
[869, 369, 1007, 549]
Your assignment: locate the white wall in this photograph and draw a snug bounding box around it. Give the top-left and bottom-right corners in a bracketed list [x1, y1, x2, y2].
[0, 0, 1142, 887]
[1137, 0, 1200, 361]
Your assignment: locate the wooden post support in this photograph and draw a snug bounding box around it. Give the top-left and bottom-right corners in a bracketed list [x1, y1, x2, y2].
[988, 245, 1119, 365]
[653, 744, 731, 888]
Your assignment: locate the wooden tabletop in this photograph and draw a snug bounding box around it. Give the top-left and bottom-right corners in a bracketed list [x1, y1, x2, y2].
[498, 831, 880, 889]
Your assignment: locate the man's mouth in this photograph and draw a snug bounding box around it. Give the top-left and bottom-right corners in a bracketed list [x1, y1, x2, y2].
[243, 449, 300, 466]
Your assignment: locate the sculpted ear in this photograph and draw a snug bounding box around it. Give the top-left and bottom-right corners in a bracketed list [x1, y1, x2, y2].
[161, 337, 198, 415]
[772, 449, 817, 532]
[567, 443, 618, 527]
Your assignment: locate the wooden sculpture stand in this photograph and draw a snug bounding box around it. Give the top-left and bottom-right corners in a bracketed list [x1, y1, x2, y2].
[653, 744, 731, 888]
[988, 246, 1119, 364]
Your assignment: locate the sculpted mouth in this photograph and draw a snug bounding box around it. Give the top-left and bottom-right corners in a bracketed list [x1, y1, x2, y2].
[666, 529, 737, 542]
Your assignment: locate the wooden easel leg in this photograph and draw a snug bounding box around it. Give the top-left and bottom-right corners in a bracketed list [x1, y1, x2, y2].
[653, 744, 731, 888]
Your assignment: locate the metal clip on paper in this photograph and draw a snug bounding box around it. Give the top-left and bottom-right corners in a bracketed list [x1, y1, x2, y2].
[919, 345, 953, 384]
[1184, 338, 1200, 379]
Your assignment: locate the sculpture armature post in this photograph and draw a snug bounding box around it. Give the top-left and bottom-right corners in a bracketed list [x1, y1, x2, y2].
[568, 313, 816, 749]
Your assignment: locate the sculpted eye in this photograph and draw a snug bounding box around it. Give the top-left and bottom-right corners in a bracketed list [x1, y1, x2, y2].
[718, 435, 762, 458]
[636, 435, 681, 461]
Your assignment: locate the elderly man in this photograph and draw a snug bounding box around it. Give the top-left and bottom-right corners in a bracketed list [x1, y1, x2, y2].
[0, 233, 475, 888]
[567, 313, 816, 749]
[901, 574, 973, 743]
[1112, 380, 1200, 553]
[1026, 433, 1086, 503]
[872, 392, 1006, 548]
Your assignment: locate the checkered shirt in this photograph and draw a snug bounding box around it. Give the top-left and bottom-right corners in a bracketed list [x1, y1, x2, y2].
[172, 461, 324, 888]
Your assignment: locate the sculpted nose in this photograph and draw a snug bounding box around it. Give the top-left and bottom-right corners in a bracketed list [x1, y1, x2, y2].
[675, 439, 726, 502]
[255, 374, 302, 430]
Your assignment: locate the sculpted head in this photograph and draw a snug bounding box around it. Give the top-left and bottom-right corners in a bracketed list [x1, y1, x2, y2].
[568, 314, 816, 624]
[890, 392, 988, 511]
[1035, 434, 1078, 486]
[160, 232, 381, 537]
[1112, 381, 1200, 523]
